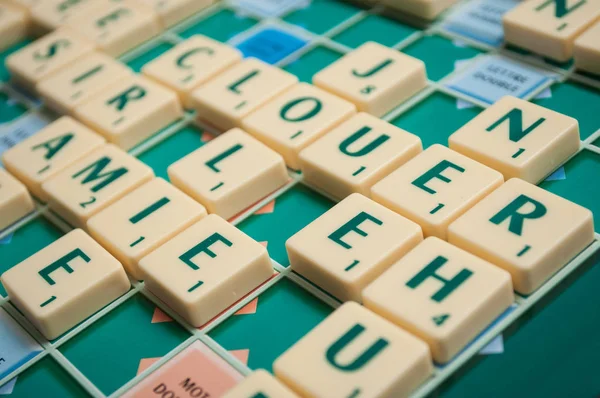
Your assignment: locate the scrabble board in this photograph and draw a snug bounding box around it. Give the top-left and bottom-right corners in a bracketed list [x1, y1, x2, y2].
[1, 0, 600, 397]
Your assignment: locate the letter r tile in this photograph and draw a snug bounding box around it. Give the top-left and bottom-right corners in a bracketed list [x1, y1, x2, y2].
[448, 178, 594, 294]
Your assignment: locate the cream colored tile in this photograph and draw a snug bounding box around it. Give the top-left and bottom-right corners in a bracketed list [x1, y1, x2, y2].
[136, 0, 214, 27]
[449, 96, 580, 184]
[287, 193, 423, 302]
[6, 28, 95, 92]
[503, 0, 600, 61]
[0, 2, 29, 52]
[37, 52, 133, 115]
[88, 178, 207, 280]
[242, 82, 357, 170]
[448, 178, 595, 294]
[363, 237, 513, 363]
[2, 116, 105, 202]
[274, 302, 433, 398]
[142, 35, 242, 108]
[300, 112, 422, 200]
[574, 21, 600, 75]
[168, 128, 288, 220]
[371, 145, 503, 240]
[223, 370, 298, 398]
[139, 214, 273, 327]
[28, 0, 99, 32]
[0, 168, 35, 231]
[66, 0, 162, 57]
[74, 74, 183, 151]
[313, 41, 427, 117]
[7, 0, 41, 10]
[42, 144, 154, 229]
[191, 58, 298, 131]
[0, 229, 130, 339]
[379, 0, 458, 20]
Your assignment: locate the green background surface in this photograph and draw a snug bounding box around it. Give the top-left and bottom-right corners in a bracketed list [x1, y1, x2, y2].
[0, 1, 599, 397]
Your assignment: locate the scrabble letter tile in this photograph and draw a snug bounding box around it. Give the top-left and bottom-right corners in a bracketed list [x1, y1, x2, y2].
[138, 0, 214, 27]
[42, 144, 154, 229]
[6, 0, 41, 9]
[168, 128, 288, 220]
[449, 96, 580, 184]
[242, 83, 356, 170]
[503, 0, 600, 61]
[2, 116, 105, 202]
[371, 145, 503, 240]
[37, 52, 133, 115]
[300, 112, 422, 200]
[67, 0, 162, 57]
[1, 229, 130, 340]
[313, 41, 427, 117]
[139, 214, 273, 327]
[75, 75, 183, 150]
[88, 178, 207, 280]
[574, 21, 600, 75]
[286, 193, 423, 302]
[363, 237, 513, 363]
[0, 2, 29, 52]
[274, 302, 433, 398]
[0, 168, 35, 231]
[29, 0, 98, 33]
[223, 370, 298, 398]
[379, 0, 458, 20]
[191, 58, 298, 131]
[448, 178, 595, 294]
[142, 35, 242, 108]
[6, 28, 94, 92]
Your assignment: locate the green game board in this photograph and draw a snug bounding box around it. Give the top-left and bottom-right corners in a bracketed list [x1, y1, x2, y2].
[1, 1, 599, 397]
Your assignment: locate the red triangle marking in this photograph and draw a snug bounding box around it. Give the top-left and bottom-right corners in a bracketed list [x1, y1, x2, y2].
[234, 297, 259, 315]
[201, 131, 216, 142]
[229, 349, 249, 366]
[197, 273, 277, 330]
[137, 357, 161, 375]
[254, 200, 275, 215]
[259, 241, 268, 248]
[151, 307, 173, 323]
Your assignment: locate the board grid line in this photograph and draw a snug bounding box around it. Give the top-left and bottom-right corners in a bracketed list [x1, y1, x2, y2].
[0, 0, 599, 396]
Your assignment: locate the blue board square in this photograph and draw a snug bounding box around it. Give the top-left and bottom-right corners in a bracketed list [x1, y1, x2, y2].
[0, 308, 42, 379]
[446, 55, 555, 104]
[235, 27, 307, 64]
[443, 0, 520, 46]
